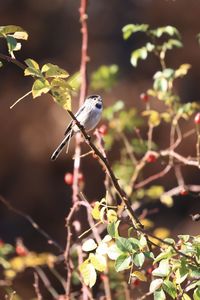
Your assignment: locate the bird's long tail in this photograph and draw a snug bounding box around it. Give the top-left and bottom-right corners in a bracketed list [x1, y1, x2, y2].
[51, 130, 73, 160]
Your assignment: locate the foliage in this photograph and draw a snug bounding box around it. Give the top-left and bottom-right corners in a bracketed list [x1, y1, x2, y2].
[0, 22, 200, 300]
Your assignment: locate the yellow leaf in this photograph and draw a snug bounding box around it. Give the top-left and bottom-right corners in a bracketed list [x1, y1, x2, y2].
[91, 201, 101, 220]
[4, 269, 16, 279]
[141, 218, 154, 229]
[89, 253, 107, 272]
[160, 194, 174, 207]
[9, 257, 26, 272]
[182, 294, 192, 300]
[175, 64, 191, 78]
[79, 260, 97, 288]
[107, 209, 117, 223]
[132, 271, 147, 282]
[149, 228, 170, 246]
[154, 228, 170, 239]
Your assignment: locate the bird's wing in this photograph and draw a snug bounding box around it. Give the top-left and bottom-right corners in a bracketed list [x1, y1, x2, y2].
[64, 104, 88, 135]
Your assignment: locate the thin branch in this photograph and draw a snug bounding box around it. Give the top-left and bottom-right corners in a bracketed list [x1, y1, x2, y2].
[33, 272, 43, 300]
[67, 109, 143, 229]
[0, 195, 63, 252]
[135, 165, 172, 189]
[160, 150, 198, 167]
[35, 267, 59, 299]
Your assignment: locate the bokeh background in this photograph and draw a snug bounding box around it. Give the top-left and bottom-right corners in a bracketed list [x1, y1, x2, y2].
[0, 0, 200, 298]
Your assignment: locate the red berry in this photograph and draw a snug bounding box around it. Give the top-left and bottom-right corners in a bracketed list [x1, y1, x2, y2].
[133, 279, 140, 287]
[98, 124, 108, 136]
[64, 173, 73, 185]
[0, 239, 4, 247]
[78, 172, 84, 183]
[16, 245, 28, 256]
[194, 113, 200, 124]
[140, 93, 149, 102]
[146, 153, 157, 163]
[180, 188, 188, 196]
[146, 267, 153, 275]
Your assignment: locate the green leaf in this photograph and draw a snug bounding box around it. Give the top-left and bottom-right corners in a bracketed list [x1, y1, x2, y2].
[107, 221, 120, 238]
[178, 235, 190, 243]
[133, 252, 145, 268]
[82, 239, 97, 252]
[131, 47, 148, 67]
[32, 78, 51, 98]
[90, 64, 119, 91]
[79, 260, 97, 288]
[152, 259, 170, 277]
[25, 58, 40, 70]
[0, 25, 28, 38]
[163, 280, 177, 299]
[150, 26, 180, 38]
[146, 186, 164, 200]
[107, 243, 122, 260]
[122, 24, 149, 39]
[89, 253, 107, 272]
[41, 63, 69, 78]
[115, 254, 131, 272]
[175, 261, 188, 284]
[154, 250, 173, 263]
[116, 237, 133, 253]
[149, 278, 163, 293]
[193, 287, 200, 300]
[66, 71, 81, 91]
[154, 289, 166, 300]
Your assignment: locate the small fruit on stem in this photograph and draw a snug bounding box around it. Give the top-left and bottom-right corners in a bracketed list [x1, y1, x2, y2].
[146, 151, 158, 163]
[194, 112, 200, 125]
[64, 173, 73, 185]
[98, 124, 108, 136]
[140, 92, 149, 103]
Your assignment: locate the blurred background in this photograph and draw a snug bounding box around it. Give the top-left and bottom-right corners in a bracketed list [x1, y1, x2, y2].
[0, 0, 200, 298]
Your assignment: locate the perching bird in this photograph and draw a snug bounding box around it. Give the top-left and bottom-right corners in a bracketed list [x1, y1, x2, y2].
[51, 95, 103, 160]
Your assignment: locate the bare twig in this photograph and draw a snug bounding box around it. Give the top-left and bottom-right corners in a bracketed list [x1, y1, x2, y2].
[0, 195, 63, 252]
[35, 267, 58, 299]
[33, 272, 43, 300]
[67, 109, 143, 229]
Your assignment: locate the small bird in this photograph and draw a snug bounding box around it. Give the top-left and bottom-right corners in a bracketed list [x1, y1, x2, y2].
[51, 95, 103, 160]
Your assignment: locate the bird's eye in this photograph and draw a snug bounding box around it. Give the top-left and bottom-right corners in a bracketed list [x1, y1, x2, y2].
[95, 103, 102, 109]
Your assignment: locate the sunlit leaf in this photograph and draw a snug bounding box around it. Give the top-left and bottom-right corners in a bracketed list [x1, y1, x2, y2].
[160, 195, 174, 207]
[154, 289, 166, 300]
[41, 63, 69, 78]
[82, 239, 97, 252]
[149, 279, 163, 293]
[107, 209, 117, 223]
[133, 252, 145, 268]
[131, 271, 147, 282]
[89, 253, 107, 272]
[107, 243, 122, 260]
[122, 24, 149, 39]
[150, 26, 180, 38]
[115, 254, 131, 272]
[152, 259, 170, 277]
[90, 64, 119, 90]
[163, 280, 177, 299]
[107, 221, 120, 238]
[91, 201, 101, 220]
[32, 78, 50, 98]
[79, 260, 97, 288]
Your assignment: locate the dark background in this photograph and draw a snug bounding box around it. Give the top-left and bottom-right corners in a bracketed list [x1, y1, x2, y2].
[0, 0, 200, 298]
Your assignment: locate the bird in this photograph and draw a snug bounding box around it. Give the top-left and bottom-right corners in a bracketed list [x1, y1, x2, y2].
[51, 95, 103, 160]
